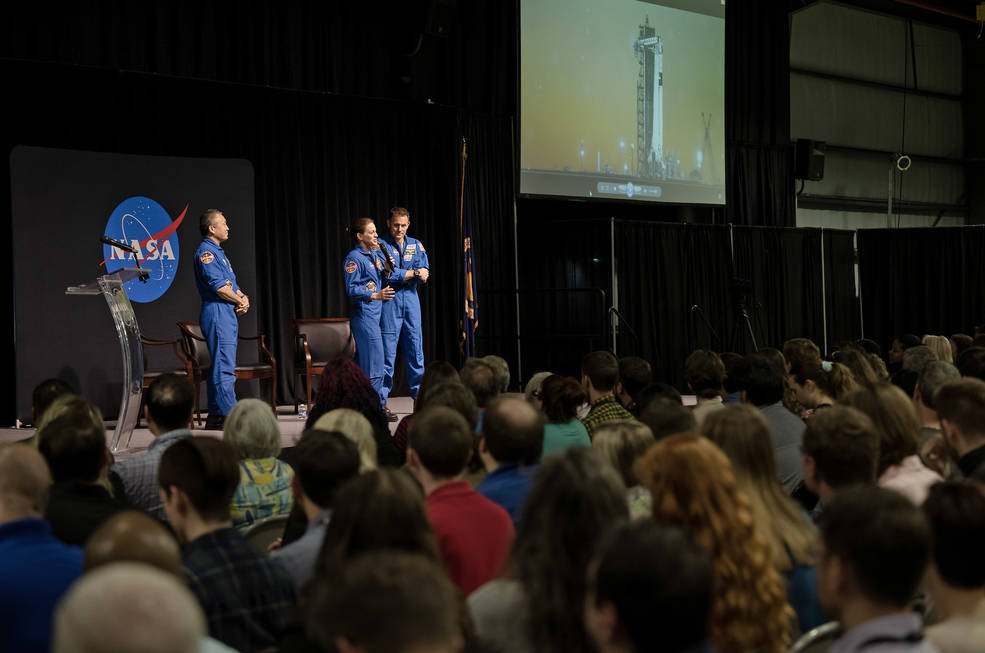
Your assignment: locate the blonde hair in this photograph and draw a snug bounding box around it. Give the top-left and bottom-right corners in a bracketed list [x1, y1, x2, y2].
[314, 409, 377, 473]
[701, 405, 816, 572]
[923, 335, 953, 363]
[592, 420, 655, 488]
[637, 433, 792, 653]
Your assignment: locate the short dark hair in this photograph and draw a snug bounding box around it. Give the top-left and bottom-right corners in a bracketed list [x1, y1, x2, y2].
[730, 353, 785, 406]
[389, 206, 410, 219]
[592, 520, 713, 652]
[416, 381, 478, 432]
[37, 401, 106, 483]
[408, 406, 473, 478]
[581, 351, 619, 393]
[459, 358, 499, 408]
[618, 357, 652, 396]
[684, 350, 725, 399]
[782, 338, 821, 371]
[481, 397, 545, 464]
[640, 398, 697, 441]
[821, 486, 931, 607]
[293, 430, 360, 508]
[146, 374, 195, 432]
[198, 209, 223, 237]
[917, 361, 960, 411]
[634, 383, 683, 415]
[936, 378, 985, 444]
[923, 481, 985, 589]
[890, 368, 920, 399]
[32, 378, 75, 423]
[957, 346, 985, 382]
[540, 374, 587, 423]
[158, 437, 239, 522]
[415, 361, 461, 409]
[719, 352, 744, 394]
[802, 406, 879, 489]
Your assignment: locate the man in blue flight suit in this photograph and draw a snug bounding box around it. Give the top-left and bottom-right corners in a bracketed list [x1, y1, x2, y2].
[194, 209, 249, 430]
[379, 207, 430, 413]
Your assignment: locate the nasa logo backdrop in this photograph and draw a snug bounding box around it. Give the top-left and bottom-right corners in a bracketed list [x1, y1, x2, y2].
[102, 197, 183, 303]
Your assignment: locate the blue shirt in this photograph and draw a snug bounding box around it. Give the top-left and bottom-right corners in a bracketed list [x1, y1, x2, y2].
[0, 518, 84, 653]
[379, 235, 430, 291]
[194, 238, 240, 302]
[343, 246, 388, 315]
[476, 463, 539, 525]
[114, 428, 194, 521]
[271, 508, 331, 591]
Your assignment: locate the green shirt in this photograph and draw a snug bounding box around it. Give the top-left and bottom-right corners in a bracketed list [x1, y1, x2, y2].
[580, 394, 634, 439]
[542, 418, 591, 459]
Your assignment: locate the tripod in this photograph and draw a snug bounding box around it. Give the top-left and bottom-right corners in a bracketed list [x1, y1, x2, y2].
[727, 298, 759, 353]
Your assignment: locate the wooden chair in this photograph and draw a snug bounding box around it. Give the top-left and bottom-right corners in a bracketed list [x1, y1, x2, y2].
[292, 318, 355, 414]
[176, 321, 277, 424]
[139, 335, 191, 427]
[243, 514, 289, 554]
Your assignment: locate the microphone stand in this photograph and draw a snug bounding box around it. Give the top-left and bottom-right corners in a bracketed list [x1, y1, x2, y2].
[690, 304, 721, 349]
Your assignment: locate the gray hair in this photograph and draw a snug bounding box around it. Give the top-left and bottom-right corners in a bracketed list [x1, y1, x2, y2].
[482, 355, 511, 393]
[903, 345, 939, 373]
[313, 408, 377, 473]
[919, 360, 961, 411]
[524, 371, 553, 403]
[222, 399, 281, 459]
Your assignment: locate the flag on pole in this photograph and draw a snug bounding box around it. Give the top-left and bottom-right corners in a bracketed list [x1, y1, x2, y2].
[460, 138, 478, 358]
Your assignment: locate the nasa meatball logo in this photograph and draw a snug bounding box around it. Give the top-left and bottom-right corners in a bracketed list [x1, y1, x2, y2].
[101, 197, 187, 303]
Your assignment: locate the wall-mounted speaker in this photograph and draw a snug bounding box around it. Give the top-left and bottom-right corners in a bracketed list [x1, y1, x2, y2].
[794, 138, 826, 181]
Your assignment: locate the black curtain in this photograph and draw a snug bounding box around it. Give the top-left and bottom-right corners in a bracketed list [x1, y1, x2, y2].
[823, 229, 861, 350]
[858, 227, 985, 351]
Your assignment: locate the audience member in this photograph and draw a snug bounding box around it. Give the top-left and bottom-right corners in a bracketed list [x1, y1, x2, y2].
[460, 357, 500, 418]
[580, 351, 634, 438]
[783, 337, 822, 374]
[801, 406, 880, 520]
[637, 433, 791, 653]
[857, 338, 882, 357]
[903, 345, 939, 374]
[393, 360, 461, 459]
[832, 347, 882, 389]
[523, 371, 553, 411]
[842, 384, 943, 504]
[0, 444, 83, 653]
[684, 349, 726, 426]
[950, 334, 973, 362]
[84, 510, 182, 576]
[585, 520, 715, 653]
[639, 397, 696, 441]
[271, 430, 360, 590]
[114, 373, 195, 520]
[406, 406, 514, 594]
[720, 351, 745, 403]
[758, 346, 802, 414]
[304, 358, 399, 465]
[159, 437, 295, 652]
[789, 359, 857, 411]
[32, 377, 75, 425]
[469, 447, 629, 653]
[53, 563, 207, 653]
[223, 398, 294, 532]
[916, 361, 961, 478]
[936, 378, 985, 481]
[482, 354, 511, 393]
[702, 405, 824, 632]
[868, 353, 891, 381]
[307, 552, 465, 653]
[312, 408, 377, 472]
[922, 482, 985, 653]
[591, 420, 656, 519]
[614, 356, 653, 416]
[539, 374, 591, 458]
[816, 486, 934, 653]
[924, 335, 953, 364]
[889, 334, 922, 372]
[892, 367, 922, 401]
[38, 398, 128, 545]
[956, 346, 985, 382]
[476, 397, 544, 523]
[731, 352, 806, 493]
[633, 382, 683, 414]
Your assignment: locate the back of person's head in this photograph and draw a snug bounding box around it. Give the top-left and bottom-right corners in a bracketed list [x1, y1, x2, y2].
[145, 374, 195, 432]
[32, 378, 75, 424]
[588, 520, 713, 653]
[756, 347, 788, 376]
[591, 420, 655, 488]
[891, 367, 920, 399]
[415, 361, 461, 408]
[459, 358, 498, 408]
[53, 562, 205, 653]
[918, 361, 961, 411]
[481, 354, 511, 393]
[408, 406, 473, 478]
[524, 371, 553, 404]
[936, 378, 985, 446]
[84, 511, 182, 577]
[868, 353, 890, 381]
[482, 396, 545, 464]
[0, 443, 52, 519]
[903, 345, 938, 373]
[307, 552, 463, 653]
[923, 481, 985, 590]
[158, 437, 239, 522]
[222, 398, 281, 459]
[618, 356, 653, 397]
[841, 384, 920, 475]
[313, 409, 377, 472]
[37, 397, 107, 483]
[923, 335, 953, 363]
[832, 347, 881, 389]
[684, 350, 725, 399]
[783, 338, 821, 371]
[634, 382, 683, 414]
[792, 360, 857, 401]
[719, 352, 744, 394]
[581, 350, 620, 393]
[820, 486, 931, 608]
[956, 346, 985, 382]
[731, 353, 785, 406]
[308, 358, 381, 426]
[951, 334, 974, 360]
[540, 374, 587, 423]
[293, 430, 360, 508]
[702, 404, 778, 485]
[898, 333, 922, 350]
[857, 338, 881, 357]
[640, 398, 696, 440]
[802, 406, 880, 489]
[415, 381, 478, 432]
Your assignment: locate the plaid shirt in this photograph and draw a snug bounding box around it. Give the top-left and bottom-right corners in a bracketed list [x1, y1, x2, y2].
[183, 527, 297, 653]
[113, 429, 193, 521]
[580, 394, 635, 439]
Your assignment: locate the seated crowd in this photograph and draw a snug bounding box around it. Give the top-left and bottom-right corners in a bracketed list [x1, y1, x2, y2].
[5, 332, 985, 653]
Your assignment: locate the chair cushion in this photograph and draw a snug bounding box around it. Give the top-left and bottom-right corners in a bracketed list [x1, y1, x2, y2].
[235, 363, 273, 373]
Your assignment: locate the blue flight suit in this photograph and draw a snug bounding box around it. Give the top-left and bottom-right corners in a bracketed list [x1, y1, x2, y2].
[379, 235, 429, 401]
[344, 246, 397, 405]
[194, 238, 241, 416]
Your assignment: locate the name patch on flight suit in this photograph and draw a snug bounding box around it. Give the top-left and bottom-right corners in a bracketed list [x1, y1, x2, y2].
[200, 252, 215, 264]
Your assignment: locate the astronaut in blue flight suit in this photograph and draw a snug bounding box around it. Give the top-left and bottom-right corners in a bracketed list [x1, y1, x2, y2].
[344, 217, 397, 406]
[379, 207, 430, 404]
[194, 209, 249, 430]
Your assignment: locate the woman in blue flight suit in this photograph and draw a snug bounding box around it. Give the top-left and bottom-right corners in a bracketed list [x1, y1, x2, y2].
[344, 217, 397, 406]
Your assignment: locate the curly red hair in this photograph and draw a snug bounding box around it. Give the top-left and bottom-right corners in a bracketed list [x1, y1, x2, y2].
[306, 358, 383, 428]
[636, 432, 792, 653]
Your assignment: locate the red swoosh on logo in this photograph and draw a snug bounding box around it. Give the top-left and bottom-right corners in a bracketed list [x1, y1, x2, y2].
[100, 204, 188, 266]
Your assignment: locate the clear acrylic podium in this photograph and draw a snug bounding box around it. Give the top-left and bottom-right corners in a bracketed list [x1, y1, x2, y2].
[66, 268, 150, 453]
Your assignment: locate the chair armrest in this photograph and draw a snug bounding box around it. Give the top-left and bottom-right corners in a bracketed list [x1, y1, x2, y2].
[141, 336, 178, 347]
[240, 334, 278, 367]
